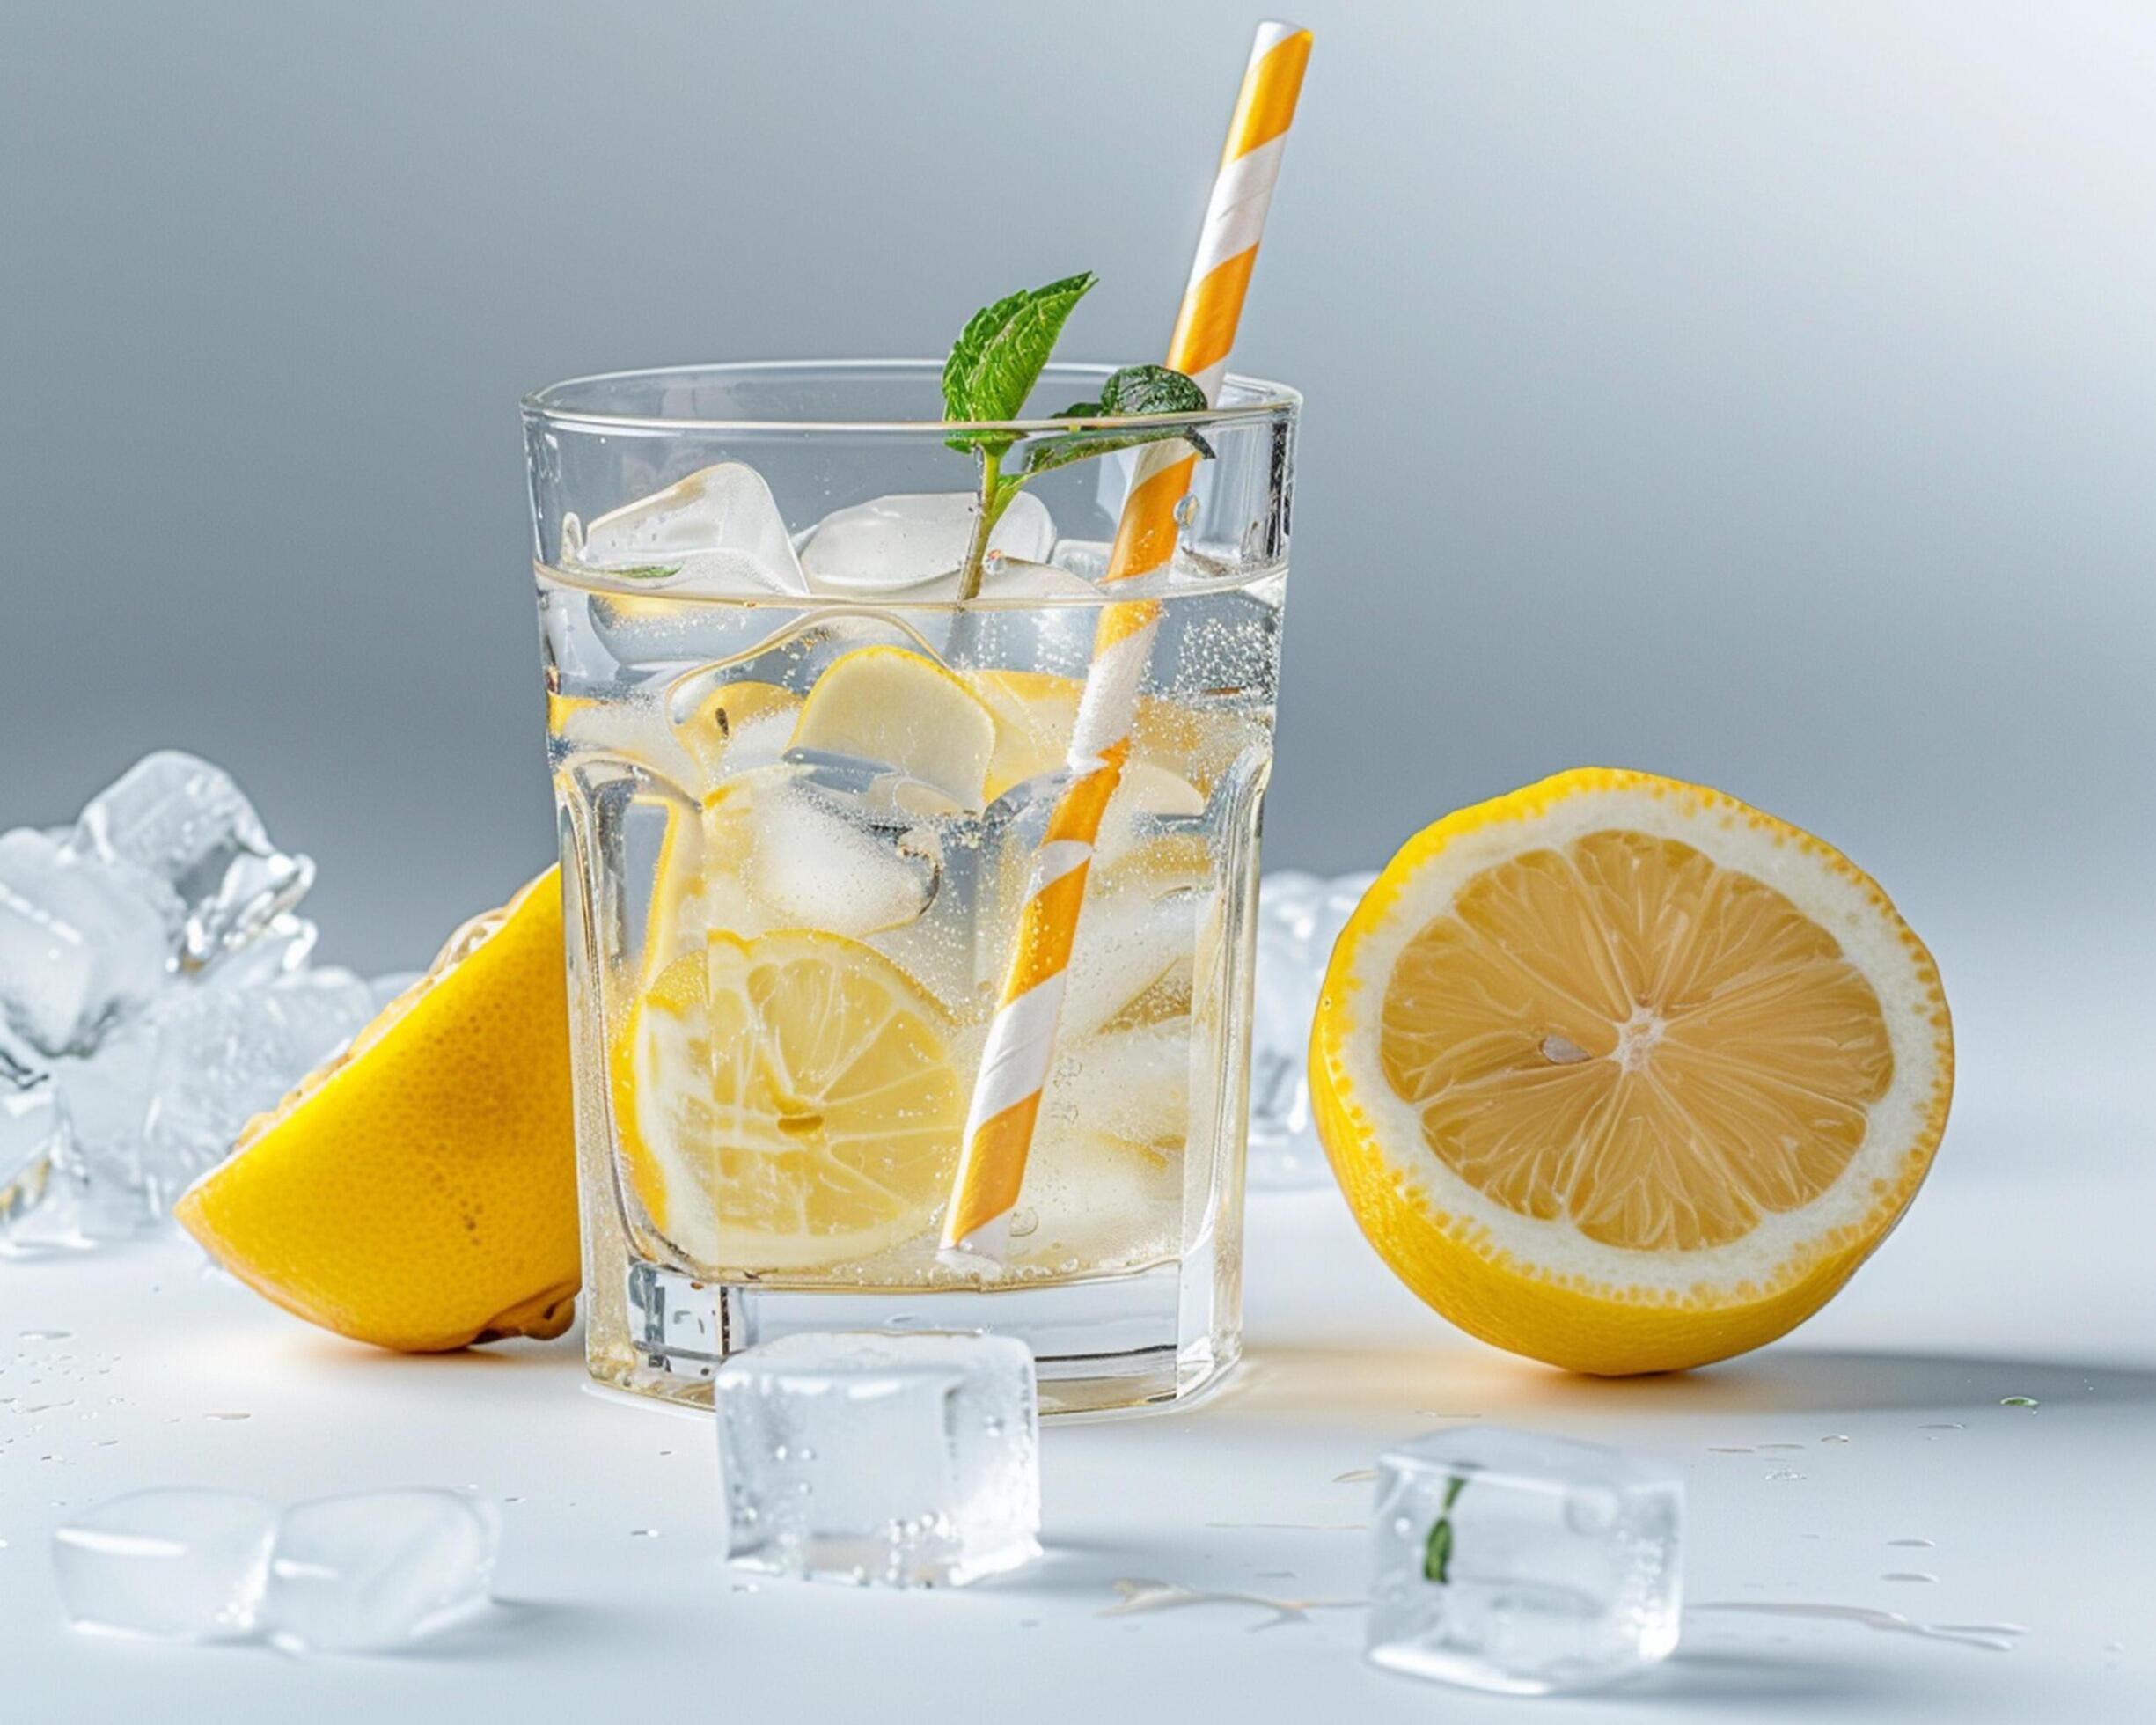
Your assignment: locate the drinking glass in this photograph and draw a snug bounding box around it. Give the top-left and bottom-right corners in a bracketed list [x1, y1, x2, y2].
[523, 362, 1297, 1414]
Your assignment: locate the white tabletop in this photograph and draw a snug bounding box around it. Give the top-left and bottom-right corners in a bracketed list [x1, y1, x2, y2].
[3, 1149, 2146, 1722]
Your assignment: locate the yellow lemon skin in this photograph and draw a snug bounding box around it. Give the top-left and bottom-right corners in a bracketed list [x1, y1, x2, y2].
[176, 869, 581, 1353]
[1309, 768, 1954, 1376]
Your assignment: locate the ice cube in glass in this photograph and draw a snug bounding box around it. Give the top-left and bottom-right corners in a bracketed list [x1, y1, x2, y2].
[262, 1490, 498, 1653]
[1366, 1428, 1683, 1695]
[574, 461, 808, 596]
[715, 1332, 1039, 1588]
[800, 490, 1056, 593]
[52, 1489, 279, 1642]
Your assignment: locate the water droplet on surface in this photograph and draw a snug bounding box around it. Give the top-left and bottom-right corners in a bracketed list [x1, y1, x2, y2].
[1764, 1469, 1808, 1482]
[1332, 1468, 1377, 1484]
[1918, 1422, 1964, 1432]
[1820, 1435, 1852, 1444]
[631, 1528, 661, 1538]
[1173, 495, 1199, 530]
[1882, 1572, 1938, 1583]
[1708, 1446, 1756, 1454]
[204, 1412, 251, 1421]
[1008, 1208, 1038, 1239]
[18, 1330, 70, 1342]
[1100, 1577, 1362, 1629]
[1999, 1396, 2039, 1410]
[1691, 1601, 2023, 1653]
[1888, 1538, 1935, 1548]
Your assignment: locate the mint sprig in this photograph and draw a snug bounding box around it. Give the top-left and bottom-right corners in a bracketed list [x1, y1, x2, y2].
[942, 275, 1213, 599]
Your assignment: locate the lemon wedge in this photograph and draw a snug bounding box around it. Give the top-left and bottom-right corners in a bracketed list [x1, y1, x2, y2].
[176, 870, 580, 1353]
[790, 646, 997, 808]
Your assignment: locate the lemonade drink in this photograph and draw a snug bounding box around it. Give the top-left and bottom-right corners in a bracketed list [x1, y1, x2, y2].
[526, 362, 1297, 1413]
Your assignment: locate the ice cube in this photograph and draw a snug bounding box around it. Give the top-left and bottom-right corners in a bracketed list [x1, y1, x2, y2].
[200, 913, 319, 990]
[1367, 1428, 1683, 1696]
[1247, 870, 1377, 1190]
[69, 752, 315, 968]
[0, 828, 172, 1055]
[715, 769, 939, 939]
[262, 1490, 499, 1653]
[1043, 1020, 1190, 1152]
[800, 491, 1055, 594]
[0, 1042, 68, 1231]
[576, 462, 809, 596]
[53, 1489, 279, 1642]
[715, 1332, 1040, 1588]
[550, 689, 706, 789]
[141, 968, 377, 1195]
[1054, 885, 1197, 1039]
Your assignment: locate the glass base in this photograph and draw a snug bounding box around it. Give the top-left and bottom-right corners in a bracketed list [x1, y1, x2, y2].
[593, 1261, 1240, 1419]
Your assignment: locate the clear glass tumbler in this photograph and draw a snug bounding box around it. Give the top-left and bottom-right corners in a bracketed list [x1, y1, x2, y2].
[523, 362, 1298, 1415]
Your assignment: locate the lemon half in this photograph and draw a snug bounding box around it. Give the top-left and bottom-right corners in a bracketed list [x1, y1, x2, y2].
[1311, 769, 1953, 1375]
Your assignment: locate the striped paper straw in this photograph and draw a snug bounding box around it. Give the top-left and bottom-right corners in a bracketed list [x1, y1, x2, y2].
[940, 19, 1313, 1264]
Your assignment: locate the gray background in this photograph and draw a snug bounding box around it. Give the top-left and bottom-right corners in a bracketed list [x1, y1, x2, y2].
[4, 1, 2149, 1159]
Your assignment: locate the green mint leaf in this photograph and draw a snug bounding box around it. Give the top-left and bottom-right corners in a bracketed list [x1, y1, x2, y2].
[942, 271, 1097, 454]
[1423, 1472, 1470, 1583]
[1098, 363, 1212, 419]
[606, 564, 681, 582]
[1423, 1517, 1455, 1584]
[1019, 363, 1214, 478]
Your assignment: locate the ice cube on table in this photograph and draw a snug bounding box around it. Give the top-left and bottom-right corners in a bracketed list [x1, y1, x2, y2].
[0, 829, 172, 1056]
[1367, 1428, 1683, 1696]
[53, 1489, 279, 1643]
[800, 491, 1055, 594]
[69, 751, 314, 969]
[715, 1332, 1041, 1588]
[1248, 870, 1377, 1189]
[141, 968, 377, 1197]
[0, 1042, 68, 1230]
[262, 1490, 498, 1653]
[576, 462, 809, 597]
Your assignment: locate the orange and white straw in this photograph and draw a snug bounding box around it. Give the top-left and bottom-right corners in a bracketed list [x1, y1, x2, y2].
[941, 19, 1313, 1264]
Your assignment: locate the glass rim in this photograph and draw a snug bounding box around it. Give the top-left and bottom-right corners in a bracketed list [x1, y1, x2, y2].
[521, 357, 1301, 436]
